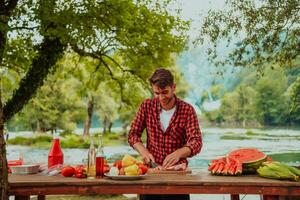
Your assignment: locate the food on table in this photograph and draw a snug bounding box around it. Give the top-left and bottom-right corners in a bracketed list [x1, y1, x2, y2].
[121, 154, 139, 167]
[109, 154, 148, 176]
[165, 163, 187, 171]
[74, 165, 87, 178]
[109, 166, 119, 176]
[208, 148, 267, 175]
[257, 161, 300, 181]
[113, 160, 122, 170]
[61, 166, 75, 177]
[124, 164, 140, 175]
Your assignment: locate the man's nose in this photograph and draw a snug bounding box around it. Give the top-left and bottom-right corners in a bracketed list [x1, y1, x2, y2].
[159, 94, 166, 99]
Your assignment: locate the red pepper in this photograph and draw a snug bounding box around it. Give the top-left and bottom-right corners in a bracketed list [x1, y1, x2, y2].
[74, 166, 87, 178]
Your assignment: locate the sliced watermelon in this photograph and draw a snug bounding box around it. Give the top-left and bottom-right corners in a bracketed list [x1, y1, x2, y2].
[227, 148, 267, 174]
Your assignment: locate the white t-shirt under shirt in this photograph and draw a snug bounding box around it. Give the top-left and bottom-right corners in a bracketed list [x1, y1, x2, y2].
[160, 106, 176, 132]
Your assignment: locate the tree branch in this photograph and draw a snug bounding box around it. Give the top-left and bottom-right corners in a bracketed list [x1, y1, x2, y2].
[3, 37, 65, 122]
[4, 0, 18, 16]
[9, 25, 39, 31]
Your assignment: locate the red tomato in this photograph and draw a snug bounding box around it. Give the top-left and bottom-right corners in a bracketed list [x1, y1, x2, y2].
[118, 167, 125, 175]
[137, 163, 148, 174]
[61, 166, 75, 177]
[104, 164, 110, 173]
[113, 160, 122, 170]
[74, 165, 87, 178]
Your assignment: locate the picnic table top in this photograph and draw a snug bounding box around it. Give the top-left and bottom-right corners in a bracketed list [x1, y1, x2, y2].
[8, 171, 300, 196]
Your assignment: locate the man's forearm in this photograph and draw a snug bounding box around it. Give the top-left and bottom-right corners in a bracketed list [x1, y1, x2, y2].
[175, 146, 192, 159]
[133, 142, 148, 155]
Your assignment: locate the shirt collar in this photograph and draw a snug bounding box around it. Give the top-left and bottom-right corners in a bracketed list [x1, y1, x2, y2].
[156, 95, 179, 113]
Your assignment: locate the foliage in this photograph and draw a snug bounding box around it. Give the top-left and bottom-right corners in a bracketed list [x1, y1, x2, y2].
[7, 135, 53, 147]
[2, 0, 189, 124]
[201, 84, 224, 102]
[203, 64, 300, 127]
[7, 131, 128, 148]
[196, 0, 300, 72]
[288, 76, 300, 124]
[254, 68, 289, 125]
[8, 63, 86, 132]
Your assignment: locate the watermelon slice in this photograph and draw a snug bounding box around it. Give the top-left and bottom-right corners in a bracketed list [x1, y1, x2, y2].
[208, 148, 267, 175]
[227, 148, 267, 174]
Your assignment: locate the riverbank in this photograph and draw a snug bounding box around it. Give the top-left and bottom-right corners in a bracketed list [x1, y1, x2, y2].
[6, 131, 130, 148]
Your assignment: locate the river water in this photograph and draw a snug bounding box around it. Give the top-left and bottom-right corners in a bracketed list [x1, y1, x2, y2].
[6, 127, 300, 200]
[6, 127, 300, 166]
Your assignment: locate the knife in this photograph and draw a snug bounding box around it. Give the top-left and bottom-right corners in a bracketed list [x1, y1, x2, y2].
[150, 160, 159, 168]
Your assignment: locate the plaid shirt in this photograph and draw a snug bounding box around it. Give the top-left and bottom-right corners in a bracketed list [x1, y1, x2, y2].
[128, 96, 202, 166]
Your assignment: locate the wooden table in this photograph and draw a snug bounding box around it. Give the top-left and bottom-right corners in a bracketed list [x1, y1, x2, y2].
[8, 171, 300, 200]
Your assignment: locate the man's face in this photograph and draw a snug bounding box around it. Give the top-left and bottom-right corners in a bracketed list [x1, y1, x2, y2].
[152, 84, 176, 107]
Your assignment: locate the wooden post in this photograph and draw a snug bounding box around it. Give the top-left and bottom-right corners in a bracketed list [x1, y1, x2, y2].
[38, 195, 46, 200]
[231, 194, 240, 200]
[263, 195, 279, 200]
[15, 196, 30, 200]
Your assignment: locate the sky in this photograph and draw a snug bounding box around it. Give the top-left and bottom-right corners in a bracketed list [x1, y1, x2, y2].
[176, 0, 226, 40]
[171, 0, 230, 112]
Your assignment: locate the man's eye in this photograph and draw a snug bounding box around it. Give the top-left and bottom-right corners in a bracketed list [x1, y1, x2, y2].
[154, 92, 160, 95]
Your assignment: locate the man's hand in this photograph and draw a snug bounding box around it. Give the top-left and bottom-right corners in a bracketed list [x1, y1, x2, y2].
[162, 147, 191, 169]
[162, 151, 180, 169]
[140, 149, 155, 164]
[133, 142, 155, 164]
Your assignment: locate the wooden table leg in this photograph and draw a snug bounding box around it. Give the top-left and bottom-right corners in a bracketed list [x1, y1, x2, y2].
[231, 194, 240, 200]
[15, 196, 30, 200]
[263, 195, 279, 200]
[38, 195, 46, 200]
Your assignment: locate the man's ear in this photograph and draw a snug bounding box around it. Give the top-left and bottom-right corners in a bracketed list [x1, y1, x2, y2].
[172, 83, 176, 91]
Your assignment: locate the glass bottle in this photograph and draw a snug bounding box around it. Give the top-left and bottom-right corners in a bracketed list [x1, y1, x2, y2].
[87, 136, 96, 179]
[48, 133, 63, 168]
[96, 134, 105, 178]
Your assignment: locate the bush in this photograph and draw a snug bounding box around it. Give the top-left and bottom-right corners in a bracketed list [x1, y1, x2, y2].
[59, 130, 75, 137]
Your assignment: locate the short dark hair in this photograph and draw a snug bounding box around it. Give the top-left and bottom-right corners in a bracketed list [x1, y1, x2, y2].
[148, 68, 174, 88]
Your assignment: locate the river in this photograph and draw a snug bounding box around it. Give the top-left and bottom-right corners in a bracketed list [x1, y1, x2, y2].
[6, 127, 300, 166]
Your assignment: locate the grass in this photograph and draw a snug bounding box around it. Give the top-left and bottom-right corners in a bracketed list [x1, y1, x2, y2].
[7, 131, 128, 149]
[220, 135, 250, 140]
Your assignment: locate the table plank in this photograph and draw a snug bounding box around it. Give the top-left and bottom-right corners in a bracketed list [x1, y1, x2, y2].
[8, 172, 300, 196]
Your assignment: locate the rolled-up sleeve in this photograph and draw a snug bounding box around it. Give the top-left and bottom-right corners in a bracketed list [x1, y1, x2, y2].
[128, 101, 147, 147]
[184, 106, 202, 157]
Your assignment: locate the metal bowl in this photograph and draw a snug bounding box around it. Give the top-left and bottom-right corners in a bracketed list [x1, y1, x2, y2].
[10, 164, 40, 174]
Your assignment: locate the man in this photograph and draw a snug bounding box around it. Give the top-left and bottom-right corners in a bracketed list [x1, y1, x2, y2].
[128, 68, 202, 200]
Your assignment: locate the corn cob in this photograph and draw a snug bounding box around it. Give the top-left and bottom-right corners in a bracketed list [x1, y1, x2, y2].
[257, 166, 282, 179]
[258, 163, 299, 181]
[270, 162, 300, 176]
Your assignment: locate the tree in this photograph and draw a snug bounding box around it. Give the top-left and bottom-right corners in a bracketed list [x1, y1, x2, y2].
[287, 76, 300, 124]
[196, 0, 300, 72]
[255, 68, 289, 125]
[0, 1, 188, 199]
[219, 84, 256, 127]
[8, 65, 86, 133]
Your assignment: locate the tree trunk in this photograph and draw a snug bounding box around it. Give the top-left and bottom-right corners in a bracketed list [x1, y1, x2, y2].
[0, 2, 19, 199]
[102, 116, 107, 134]
[108, 122, 113, 133]
[0, 79, 8, 200]
[36, 119, 42, 133]
[242, 119, 246, 128]
[122, 122, 129, 137]
[83, 97, 94, 138]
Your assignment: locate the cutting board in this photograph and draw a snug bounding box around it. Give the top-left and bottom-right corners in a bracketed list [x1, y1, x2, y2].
[147, 168, 192, 174]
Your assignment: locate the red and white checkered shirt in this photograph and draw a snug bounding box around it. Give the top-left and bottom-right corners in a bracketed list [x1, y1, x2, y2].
[128, 96, 202, 165]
